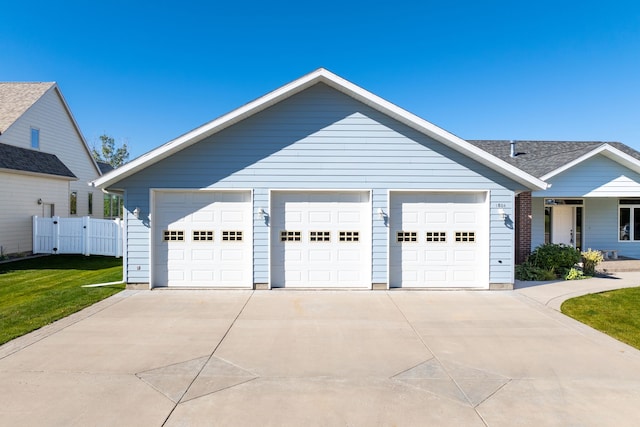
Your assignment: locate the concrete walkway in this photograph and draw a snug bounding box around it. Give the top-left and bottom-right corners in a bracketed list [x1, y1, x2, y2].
[1, 278, 639, 426]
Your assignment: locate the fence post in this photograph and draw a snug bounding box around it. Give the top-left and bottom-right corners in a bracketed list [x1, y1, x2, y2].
[52, 216, 60, 255]
[115, 218, 122, 258]
[33, 216, 38, 254]
[83, 216, 91, 256]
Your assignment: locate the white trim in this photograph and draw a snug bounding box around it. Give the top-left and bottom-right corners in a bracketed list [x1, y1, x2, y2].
[93, 69, 547, 191]
[541, 143, 640, 181]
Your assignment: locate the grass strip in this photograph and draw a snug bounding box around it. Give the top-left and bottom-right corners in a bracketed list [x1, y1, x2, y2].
[561, 286, 640, 350]
[0, 255, 124, 345]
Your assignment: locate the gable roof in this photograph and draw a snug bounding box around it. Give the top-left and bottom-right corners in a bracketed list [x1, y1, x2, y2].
[0, 142, 77, 179]
[93, 69, 547, 191]
[468, 140, 640, 179]
[0, 82, 102, 177]
[0, 82, 55, 134]
[96, 161, 114, 174]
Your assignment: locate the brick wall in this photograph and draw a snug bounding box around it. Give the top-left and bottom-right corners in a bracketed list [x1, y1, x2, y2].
[515, 192, 532, 264]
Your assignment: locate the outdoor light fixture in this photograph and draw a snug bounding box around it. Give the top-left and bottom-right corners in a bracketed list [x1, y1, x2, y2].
[133, 207, 140, 219]
[258, 208, 268, 219]
[378, 208, 387, 219]
[37, 198, 43, 205]
[498, 208, 507, 220]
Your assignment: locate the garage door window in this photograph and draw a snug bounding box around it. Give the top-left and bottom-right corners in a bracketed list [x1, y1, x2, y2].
[310, 231, 331, 242]
[455, 231, 476, 242]
[339, 231, 359, 242]
[222, 231, 243, 241]
[281, 231, 302, 242]
[193, 231, 214, 241]
[397, 231, 417, 242]
[164, 230, 185, 241]
[426, 232, 446, 242]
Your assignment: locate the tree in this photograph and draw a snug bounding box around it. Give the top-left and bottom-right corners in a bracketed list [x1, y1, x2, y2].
[92, 134, 130, 167]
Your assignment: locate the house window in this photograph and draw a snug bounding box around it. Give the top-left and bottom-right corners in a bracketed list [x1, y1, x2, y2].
[70, 191, 77, 215]
[103, 194, 123, 219]
[31, 128, 40, 149]
[88, 192, 93, 215]
[619, 200, 640, 241]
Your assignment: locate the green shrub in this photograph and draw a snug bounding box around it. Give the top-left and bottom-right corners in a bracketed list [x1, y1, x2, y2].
[581, 248, 604, 276]
[565, 267, 585, 280]
[528, 243, 581, 271]
[515, 262, 556, 281]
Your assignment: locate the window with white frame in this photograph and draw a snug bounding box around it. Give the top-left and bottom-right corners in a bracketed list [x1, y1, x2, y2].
[31, 128, 40, 149]
[619, 199, 640, 241]
[70, 191, 77, 215]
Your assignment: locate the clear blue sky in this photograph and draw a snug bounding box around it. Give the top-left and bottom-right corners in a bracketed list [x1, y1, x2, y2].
[2, 0, 639, 159]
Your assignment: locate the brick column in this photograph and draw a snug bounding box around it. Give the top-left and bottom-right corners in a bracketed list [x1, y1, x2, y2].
[515, 192, 532, 264]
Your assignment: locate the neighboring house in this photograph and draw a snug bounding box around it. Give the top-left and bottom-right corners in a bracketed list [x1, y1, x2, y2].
[94, 69, 548, 290]
[470, 140, 640, 262]
[0, 82, 103, 256]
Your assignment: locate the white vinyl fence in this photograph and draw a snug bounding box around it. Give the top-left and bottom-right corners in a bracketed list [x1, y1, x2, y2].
[33, 216, 123, 257]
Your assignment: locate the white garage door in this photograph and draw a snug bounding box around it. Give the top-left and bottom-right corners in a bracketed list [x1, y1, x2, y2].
[271, 192, 371, 288]
[389, 192, 488, 288]
[153, 191, 252, 288]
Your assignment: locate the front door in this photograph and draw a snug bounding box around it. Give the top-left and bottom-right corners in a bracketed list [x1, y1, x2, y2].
[552, 205, 576, 246]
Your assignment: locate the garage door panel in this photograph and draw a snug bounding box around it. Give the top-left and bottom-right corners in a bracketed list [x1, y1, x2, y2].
[425, 250, 447, 262]
[153, 191, 252, 288]
[390, 192, 487, 288]
[271, 192, 371, 288]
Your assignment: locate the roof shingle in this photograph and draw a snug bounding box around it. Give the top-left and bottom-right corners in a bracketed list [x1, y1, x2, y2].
[0, 142, 76, 178]
[0, 82, 55, 133]
[467, 140, 640, 178]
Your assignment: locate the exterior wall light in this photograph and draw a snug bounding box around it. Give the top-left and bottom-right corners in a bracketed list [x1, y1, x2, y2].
[133, 207, 140, 219]
[37, 198, 43, 205]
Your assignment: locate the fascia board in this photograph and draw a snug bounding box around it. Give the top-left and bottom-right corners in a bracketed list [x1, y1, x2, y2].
[541, 144, 640, 181]
[0, 167, 78, 181]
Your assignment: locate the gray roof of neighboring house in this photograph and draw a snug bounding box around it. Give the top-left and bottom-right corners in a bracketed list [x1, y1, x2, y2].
[467, 140, 640, 178]
[0, 82, 55, 133]
[0, 142, 76, 178]
[96, 161, 113, 174]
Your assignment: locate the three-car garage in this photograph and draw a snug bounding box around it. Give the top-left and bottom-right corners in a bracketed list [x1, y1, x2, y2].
[151, 190, 488, 289]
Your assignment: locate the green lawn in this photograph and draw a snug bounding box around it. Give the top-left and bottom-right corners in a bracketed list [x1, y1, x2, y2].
[561, 287, 640, 350]
[0, 255, 124, 345]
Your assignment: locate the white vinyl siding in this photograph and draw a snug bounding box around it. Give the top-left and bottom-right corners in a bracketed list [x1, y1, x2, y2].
[0, 88, 103, 219]
[0, 171, 69, 254]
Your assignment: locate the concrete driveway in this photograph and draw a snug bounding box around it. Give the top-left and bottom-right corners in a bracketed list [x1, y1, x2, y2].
[1, 276, 640, 426]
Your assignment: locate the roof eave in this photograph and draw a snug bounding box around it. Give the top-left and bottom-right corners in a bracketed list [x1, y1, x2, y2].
[541, 144, 640, 181]
[0, 167, 78, 181]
